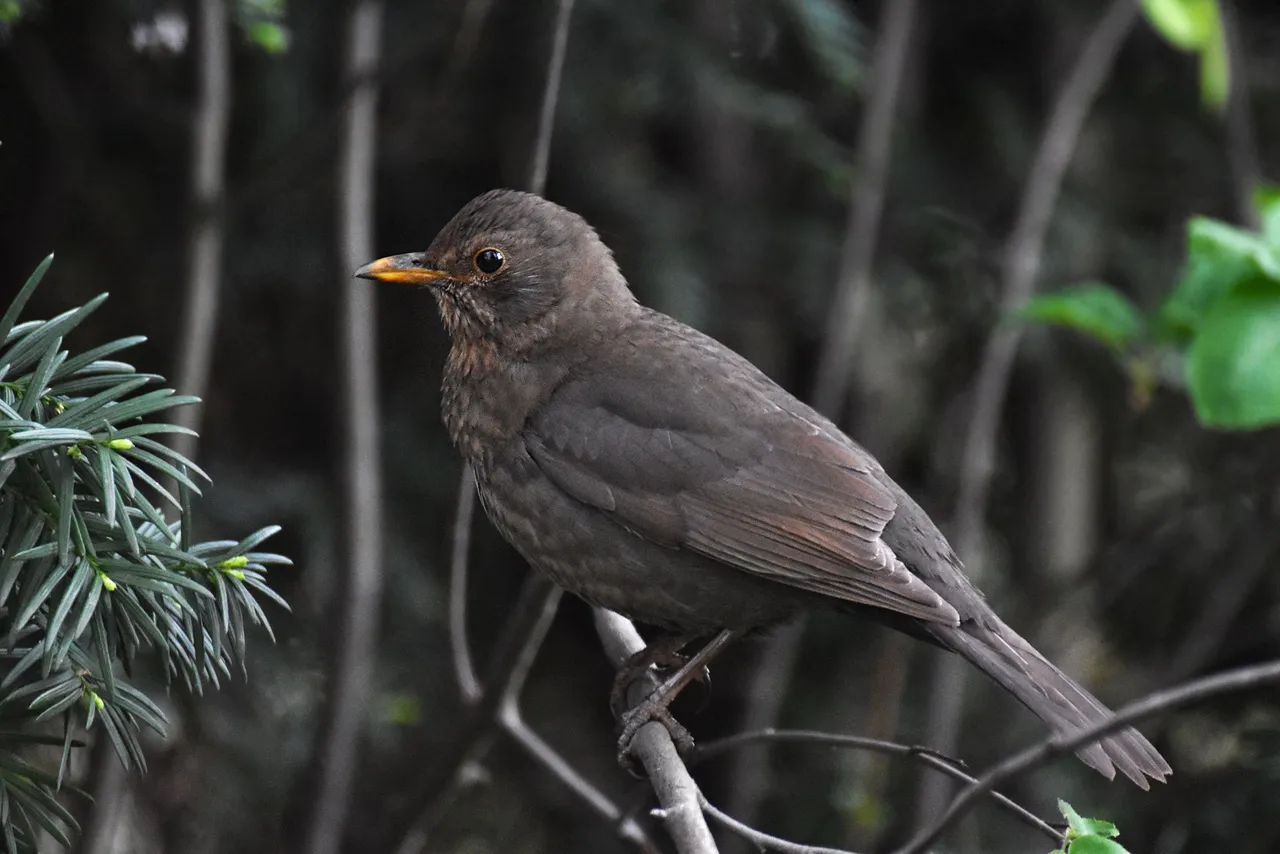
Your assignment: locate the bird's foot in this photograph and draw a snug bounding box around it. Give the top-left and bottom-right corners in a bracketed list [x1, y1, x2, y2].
[615, 693, 695, 773]
[609, 635, 702, 719]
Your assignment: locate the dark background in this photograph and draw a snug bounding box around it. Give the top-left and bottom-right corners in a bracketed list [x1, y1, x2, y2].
[2, 0, 1279, 852]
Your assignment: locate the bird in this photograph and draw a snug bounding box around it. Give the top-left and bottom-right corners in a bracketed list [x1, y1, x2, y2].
[356, 188, 1171, 788]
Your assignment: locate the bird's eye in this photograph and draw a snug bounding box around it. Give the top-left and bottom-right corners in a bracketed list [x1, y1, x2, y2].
[473, 248, 505, 275]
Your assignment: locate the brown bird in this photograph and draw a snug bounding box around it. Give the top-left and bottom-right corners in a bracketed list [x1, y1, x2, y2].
[357, 189, 1170, 787]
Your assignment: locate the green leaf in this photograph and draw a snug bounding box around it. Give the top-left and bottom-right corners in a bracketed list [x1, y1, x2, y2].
[1186, 278, 1280, 428]
[247, 21, 289, 53]
[1198, 20, 1229, 110]
[1068, 836, 1131, 854]
[1058, 800, 1119, 838]
[1018, 284, 1144, 349]
[1255, 185, 1280, 247]
[0, 1, 22, 25]
[1141, 0, 1217, 50]
[1155, 216, 1277, 342]
[1141, 0, 1228, 108]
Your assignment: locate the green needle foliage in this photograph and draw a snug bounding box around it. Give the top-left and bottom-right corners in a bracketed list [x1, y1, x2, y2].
[0, 256, 289, 852]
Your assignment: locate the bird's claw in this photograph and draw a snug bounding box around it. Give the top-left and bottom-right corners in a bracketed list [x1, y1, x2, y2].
[616, 700, 695, 775]
[609, 643, 695, 719]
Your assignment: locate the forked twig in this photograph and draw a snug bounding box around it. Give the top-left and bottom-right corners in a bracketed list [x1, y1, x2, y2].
[900, 658, 1280, 854]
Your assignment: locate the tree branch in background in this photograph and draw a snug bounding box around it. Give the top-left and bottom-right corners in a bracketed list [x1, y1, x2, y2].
[694, 730, 1059, 843]
[1220, 0, 1262, 230]
[699, 794, 857, 854]
[382, 575, 560, 853]
[446, 0, 572, 704]
[730, 1, 919, 836]
[83, 2, 232, 850]
[449, 468, 482, 702]
[900, 658, 1280, 854]
[498, 710, 660, 854]
[299, 4, 386, 854]
[173, 0, 231, 461]
[811, 0, 917, 417]
[915, 0, 1140, 824]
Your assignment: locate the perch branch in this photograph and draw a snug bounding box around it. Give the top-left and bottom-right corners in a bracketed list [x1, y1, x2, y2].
[595, 609, 720, 854]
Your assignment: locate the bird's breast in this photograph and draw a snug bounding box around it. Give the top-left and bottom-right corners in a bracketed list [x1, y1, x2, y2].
[441, 342, 567, 467]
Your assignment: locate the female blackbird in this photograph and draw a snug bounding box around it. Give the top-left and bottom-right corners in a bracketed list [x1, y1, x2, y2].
[357, 189, 1170, 787]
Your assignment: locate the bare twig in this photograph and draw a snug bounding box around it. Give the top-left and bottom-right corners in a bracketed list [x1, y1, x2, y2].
[700, 794, 858, 854]
[694, 729, 1058, 842]
[1220, 0, 1262, 230]
[445, 0, 497, 77]
[723, 618, 804, 837]
[173, 0, 232, 461]
[444, 0, 573, 698]
[915, 0, 1140, 823]
[595, 609, 720, 854]
[811, 0, 918, 416]
[528, 0, 574, 197]
[381, 575, 560, 853]
[499, 708, 660, 853]
[449, 470, 482, 703]
[1158, 539, 1272, 686]
[900, 658, 1280, 854]
[300, 4, 387, 854]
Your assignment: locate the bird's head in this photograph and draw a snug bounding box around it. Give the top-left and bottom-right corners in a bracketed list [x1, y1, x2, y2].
[356, 189, 636, 349]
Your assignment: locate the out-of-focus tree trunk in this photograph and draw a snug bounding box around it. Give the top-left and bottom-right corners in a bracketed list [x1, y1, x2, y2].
[294, 3, 385, 854]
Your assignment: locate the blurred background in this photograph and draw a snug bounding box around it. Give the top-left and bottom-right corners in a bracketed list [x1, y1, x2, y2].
[2, 0, 1279, 852]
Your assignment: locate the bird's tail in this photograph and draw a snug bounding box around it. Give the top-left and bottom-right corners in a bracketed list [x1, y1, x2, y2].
[934, 618, 1171, 788]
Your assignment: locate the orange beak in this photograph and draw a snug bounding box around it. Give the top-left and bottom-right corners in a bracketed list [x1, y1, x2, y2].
[354, 254, 449, 285]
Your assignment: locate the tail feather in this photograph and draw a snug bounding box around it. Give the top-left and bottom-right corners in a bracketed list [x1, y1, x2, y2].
[936, 619, 1171, 788]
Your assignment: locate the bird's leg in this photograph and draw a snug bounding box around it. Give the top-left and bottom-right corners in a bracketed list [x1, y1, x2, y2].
[609, 632, 700, 720]
[616, 628, 742, 768]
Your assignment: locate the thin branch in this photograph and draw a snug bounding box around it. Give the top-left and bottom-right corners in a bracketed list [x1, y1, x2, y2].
[301, 4, 386, 854]
[811, 0, 918, 416]
[172, 0, 232, 461]
[444, 0, 574, 700]
[528, 0, 574, 197]
[699, 794, 858, 854]
[1158, 538, 1272, 686]
[694, 729, 1059, 843]
[916, 0, 1140, 822]
[1220, 0, 1262, 230]
[449, 470, 481, 703]
[899, 657, 1280, 854]
[499, 707, 660, 854]
[379, 575, 561, 853]
[595, 609, 720, 854]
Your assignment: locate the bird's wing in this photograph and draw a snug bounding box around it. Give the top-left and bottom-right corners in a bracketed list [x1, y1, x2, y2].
[524, 331, 960, 626]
